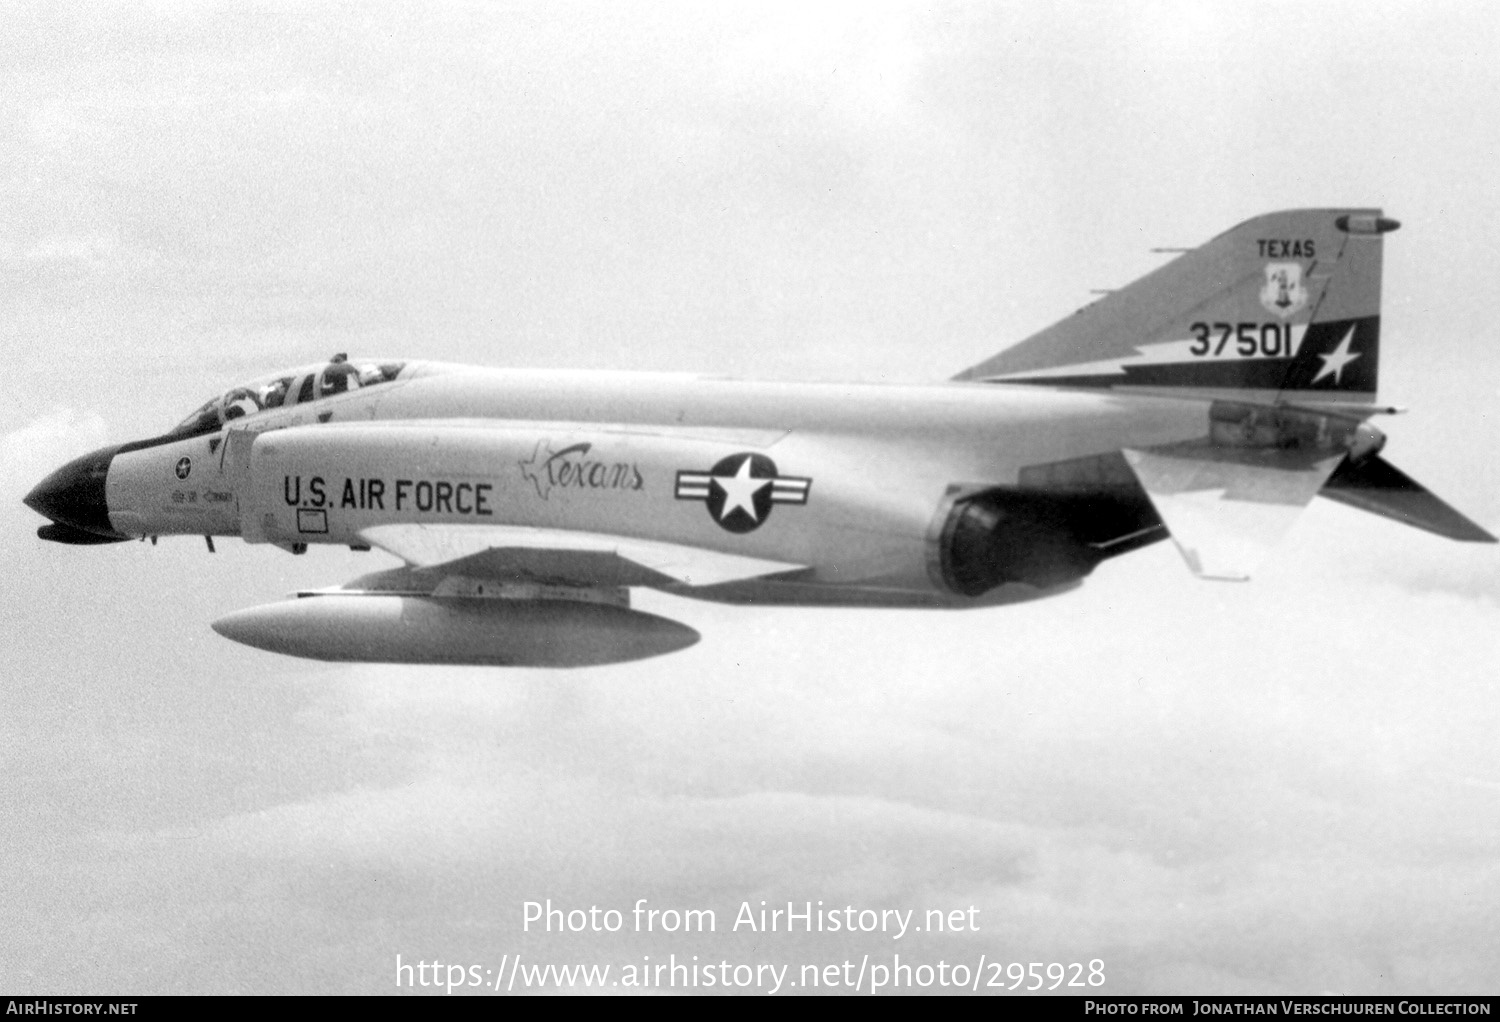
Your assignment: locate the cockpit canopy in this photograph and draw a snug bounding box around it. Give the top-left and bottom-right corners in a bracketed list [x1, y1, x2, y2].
[172, 355, 407, 437]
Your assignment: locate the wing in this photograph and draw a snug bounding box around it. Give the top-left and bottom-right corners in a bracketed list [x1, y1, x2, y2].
[1123, 444, 1344, 581]
[357, 522, 807, 588]
[211, 523, 806, 668]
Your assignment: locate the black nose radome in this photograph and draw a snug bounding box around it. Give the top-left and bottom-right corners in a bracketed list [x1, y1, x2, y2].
[24, 445, 124, 540]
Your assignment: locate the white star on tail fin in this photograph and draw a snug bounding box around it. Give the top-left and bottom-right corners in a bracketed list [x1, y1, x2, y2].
[1312, 327, 1360, 385]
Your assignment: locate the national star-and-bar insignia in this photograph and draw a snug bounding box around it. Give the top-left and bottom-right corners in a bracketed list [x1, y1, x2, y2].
[675, 452, 811, 533]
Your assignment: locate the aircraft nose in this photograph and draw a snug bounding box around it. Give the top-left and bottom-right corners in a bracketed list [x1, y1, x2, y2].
[23, 445, 124, 538]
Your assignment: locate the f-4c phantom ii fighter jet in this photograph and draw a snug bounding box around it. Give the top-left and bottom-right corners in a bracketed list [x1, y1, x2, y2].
[24, 208, 1495, 667]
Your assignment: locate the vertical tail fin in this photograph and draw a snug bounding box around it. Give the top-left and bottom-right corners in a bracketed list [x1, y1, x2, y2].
[957, 208, 1397, 407]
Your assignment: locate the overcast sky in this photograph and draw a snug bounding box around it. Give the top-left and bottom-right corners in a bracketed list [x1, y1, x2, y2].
[3, 1, 1499, 996]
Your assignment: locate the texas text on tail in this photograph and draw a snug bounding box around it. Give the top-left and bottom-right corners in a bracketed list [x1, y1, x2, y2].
[24, 208, 1493, 666]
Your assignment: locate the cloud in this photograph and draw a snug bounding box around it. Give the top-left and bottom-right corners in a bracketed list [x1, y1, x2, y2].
[20, 528, 1481, 993]
[0, 408, 111, 495]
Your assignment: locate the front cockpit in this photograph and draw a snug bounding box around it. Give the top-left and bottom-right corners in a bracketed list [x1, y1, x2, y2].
[171, 354, 408, 438]
[26, 353, 433, 545]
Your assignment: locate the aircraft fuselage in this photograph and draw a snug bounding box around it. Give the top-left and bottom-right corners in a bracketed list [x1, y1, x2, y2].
[77, 364, 1203, 607]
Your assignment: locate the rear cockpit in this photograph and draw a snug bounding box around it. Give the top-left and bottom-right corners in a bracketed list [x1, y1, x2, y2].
[171, 354, 409, 438]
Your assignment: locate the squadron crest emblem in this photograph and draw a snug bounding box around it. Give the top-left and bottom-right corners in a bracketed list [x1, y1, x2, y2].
[1260, 262, 1308, 320]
